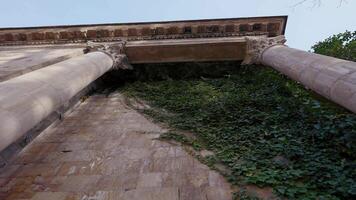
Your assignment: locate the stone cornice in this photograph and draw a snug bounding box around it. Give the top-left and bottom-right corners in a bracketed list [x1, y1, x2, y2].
[242, 35, 287, 65]
[0, 16, 287, 46]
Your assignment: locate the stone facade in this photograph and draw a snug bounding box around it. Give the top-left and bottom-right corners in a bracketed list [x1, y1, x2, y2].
[1, 15, 356, 200]
[0, 16, 290, 200]
[0, 93, 232, 200]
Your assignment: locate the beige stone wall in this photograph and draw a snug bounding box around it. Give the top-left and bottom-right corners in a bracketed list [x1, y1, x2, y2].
[0, 93, 232, 199]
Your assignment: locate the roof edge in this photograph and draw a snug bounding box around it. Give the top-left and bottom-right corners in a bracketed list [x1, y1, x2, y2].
[0, 15, 288, 31]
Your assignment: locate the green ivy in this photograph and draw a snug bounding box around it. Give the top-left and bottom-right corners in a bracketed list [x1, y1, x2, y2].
[122, 65, 356, 199]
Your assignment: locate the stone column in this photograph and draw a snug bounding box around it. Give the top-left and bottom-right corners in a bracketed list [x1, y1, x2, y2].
[0, 42, 131, 152]
[243, 36, 356, 113]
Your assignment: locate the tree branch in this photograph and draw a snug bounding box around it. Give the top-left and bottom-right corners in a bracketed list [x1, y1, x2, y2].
[292, 0, 346, 8]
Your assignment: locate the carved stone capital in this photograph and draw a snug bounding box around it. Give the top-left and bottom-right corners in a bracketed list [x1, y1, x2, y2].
[242, 35, 287, 65]
[84, 41, 133, 70]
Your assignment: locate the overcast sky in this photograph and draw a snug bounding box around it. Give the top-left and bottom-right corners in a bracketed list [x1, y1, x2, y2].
[0, 0, 354, 50]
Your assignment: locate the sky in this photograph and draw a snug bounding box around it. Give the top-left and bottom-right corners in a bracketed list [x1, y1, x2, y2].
[0, 0, 355, 50]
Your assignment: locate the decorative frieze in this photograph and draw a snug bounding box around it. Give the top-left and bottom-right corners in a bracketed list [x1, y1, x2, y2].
[0, 16, 287, 46]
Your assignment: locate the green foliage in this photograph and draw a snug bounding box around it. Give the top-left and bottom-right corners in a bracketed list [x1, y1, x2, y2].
[132, 61, 242, 81]
[122, 66, 356, 199]
[312, 30, 356, 61]
[234, 189, 260, 200]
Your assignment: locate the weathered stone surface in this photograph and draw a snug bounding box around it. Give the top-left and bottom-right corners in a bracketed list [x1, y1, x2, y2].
[122, 187, 179, 200]
[85, 41, 133, 70]
[0, 93, 232, 199]
[0, 51, 113, 152]
[31, 192, 68, 200]
[242, 35, 286, 65]
[0, 46, 84, 81]
[137, 173, 164, 188]
[205, 187, 233, 200]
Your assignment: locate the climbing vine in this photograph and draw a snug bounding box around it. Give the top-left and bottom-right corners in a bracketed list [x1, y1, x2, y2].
[122, 65, 356, 199]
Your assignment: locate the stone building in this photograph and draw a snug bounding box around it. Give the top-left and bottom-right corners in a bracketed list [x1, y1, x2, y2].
[0, 16, 355, 199]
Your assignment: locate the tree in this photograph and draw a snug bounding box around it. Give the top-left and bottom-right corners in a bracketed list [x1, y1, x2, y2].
[311, 31, 356, 61]
[293, 0, 347, 7]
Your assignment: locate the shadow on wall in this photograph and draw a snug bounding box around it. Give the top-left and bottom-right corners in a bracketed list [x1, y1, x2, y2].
[101, 61, 243, 86]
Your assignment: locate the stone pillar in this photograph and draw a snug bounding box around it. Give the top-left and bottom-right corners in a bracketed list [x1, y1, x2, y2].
[0, 42, 131, 152]
[243, 36, 356, 113]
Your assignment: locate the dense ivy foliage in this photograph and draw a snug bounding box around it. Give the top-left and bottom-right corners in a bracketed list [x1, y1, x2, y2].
[312, 30, 356, 61]
[122, 66, 356, 199]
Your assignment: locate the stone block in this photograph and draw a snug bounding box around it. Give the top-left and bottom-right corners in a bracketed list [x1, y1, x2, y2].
[225, 24, 235, 33]
[167, 26, 179, 35]
[0, 34, 5, 42]
[239, 24, 250, 32]
[86, 30, 97, 38]
[155, 27, 165, 35]
[114, 29, 123, 37]
[141, 27, 152, 36]
[73, 31, 84, 39]
[128, 28, 138, 37]
[205, 187, 232, 200]
[97, 29, 110, 38]
[59, 31, 68, 39]
[71, 191, 123, 200]
[180, 186, 206, 200]
[31, 192, 68, 200]
[122, 187, 179, 200]
[4, 33, 14, 41]
[31, 32, 45, 40]
[52, 175, 101, 192]
[16, 163, 61, 177]
[18, 33, 27, 41]
[96, 173, 139, 191]
[137, 173, 163, 188]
